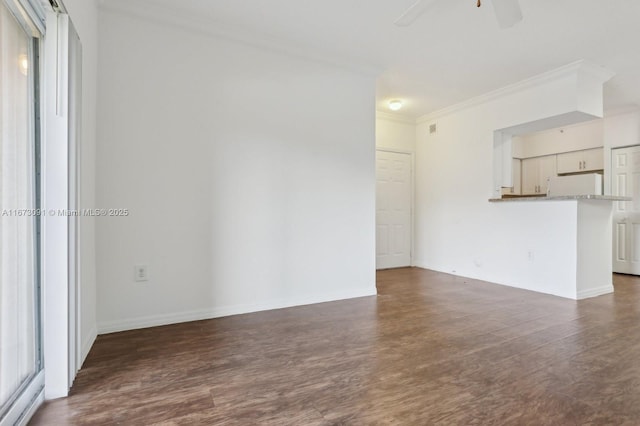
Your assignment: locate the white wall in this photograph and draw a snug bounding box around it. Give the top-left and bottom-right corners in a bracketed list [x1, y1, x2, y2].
[603, 110, 640, 194]
[604, 110, 640, 149]
[513, 119, 603, 159]
[413, 71, 607, 298]
[63, 0, 98, 368]
[96, 10, 376, 332]
[375, 112, 416, 152]
[576, 200, 613, 299]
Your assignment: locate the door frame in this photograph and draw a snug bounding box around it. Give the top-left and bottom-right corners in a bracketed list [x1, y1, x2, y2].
[375, 148, 415, 268]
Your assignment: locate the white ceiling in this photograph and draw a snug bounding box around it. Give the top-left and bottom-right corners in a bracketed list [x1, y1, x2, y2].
[117, 0, 640, 119]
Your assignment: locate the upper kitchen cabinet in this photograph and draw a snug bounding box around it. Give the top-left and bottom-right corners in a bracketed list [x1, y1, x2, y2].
[522, 155, 557, 195]
[557, 148, 604, 174]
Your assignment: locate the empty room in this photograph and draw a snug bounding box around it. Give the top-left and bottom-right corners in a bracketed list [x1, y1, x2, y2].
[2, 0, 640, 424]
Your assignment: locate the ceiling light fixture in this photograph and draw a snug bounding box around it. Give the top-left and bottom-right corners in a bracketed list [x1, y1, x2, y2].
[389, 100, 403, 111]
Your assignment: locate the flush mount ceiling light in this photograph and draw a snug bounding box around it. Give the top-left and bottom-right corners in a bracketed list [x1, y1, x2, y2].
[389, 100, 403, 111]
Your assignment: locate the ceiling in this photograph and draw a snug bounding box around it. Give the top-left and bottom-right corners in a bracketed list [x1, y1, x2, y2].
[114, 0, 640, 119]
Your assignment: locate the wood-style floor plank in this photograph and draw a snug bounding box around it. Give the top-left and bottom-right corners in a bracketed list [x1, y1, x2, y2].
[29, 269, 640, 425]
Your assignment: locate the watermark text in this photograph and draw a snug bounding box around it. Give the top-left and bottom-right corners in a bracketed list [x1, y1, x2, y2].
[2, 208, 130, 217]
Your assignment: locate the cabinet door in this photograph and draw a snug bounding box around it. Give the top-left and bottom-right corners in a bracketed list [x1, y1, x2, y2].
[557, 148, 604, 174]
[521, 158, 538, 195]
[538, 155, 557, 194]
[557, 150, 583, 174]
[582, 148, 604, 172]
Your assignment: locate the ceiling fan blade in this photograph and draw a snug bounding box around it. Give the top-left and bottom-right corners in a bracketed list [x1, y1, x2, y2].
[491, 0, 523, 29]
[394, 0, 439, 27]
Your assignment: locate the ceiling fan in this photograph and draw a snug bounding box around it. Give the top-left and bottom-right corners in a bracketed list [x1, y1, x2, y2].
[395, 0, 523, 29]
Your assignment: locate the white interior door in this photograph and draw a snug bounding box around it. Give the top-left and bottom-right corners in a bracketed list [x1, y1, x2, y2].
[612, 145, 640, 274]
[376, 150, 411, 269]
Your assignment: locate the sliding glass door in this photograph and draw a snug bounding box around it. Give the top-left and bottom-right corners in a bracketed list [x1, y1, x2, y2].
[0, 0, 43, 423]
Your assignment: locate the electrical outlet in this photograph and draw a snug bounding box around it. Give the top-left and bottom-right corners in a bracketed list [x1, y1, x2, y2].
[134, 264, 149, 282]
[527, 250, 535, 261]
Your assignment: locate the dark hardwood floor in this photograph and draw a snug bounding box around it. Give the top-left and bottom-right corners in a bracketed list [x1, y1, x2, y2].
[30, 268, 640, 425]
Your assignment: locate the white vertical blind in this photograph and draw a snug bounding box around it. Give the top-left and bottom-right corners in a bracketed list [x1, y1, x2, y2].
[0, 0, 38, 410]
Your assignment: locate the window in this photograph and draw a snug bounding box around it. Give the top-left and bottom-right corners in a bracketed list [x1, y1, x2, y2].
[0, 0, 44, 423]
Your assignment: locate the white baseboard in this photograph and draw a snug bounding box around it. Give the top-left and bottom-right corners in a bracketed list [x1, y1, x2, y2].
[413, 260, 454, 273]
[577, 284, 614, 300]
[97, 287, 377, 334]
[80, 324, 98, 366]
[412, 261, 459, 277]
[412, 263, 582, 300]
[412, 260, 430, 270]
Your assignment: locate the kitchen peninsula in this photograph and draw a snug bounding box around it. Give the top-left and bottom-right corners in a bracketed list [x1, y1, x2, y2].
[489, 195, 629, 300]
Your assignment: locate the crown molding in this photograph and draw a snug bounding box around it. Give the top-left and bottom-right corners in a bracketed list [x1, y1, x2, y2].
[98, 0, 383, 78]
[417, 60, 615, 124]
[376, 110, 417, 125]
[579, 62, 616, 84]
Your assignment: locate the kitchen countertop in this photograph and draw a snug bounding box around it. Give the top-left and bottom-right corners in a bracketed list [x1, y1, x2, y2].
[489, 195, 631, 202]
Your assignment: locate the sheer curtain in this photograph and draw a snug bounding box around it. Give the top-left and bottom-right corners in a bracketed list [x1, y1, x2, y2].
[0, 0, 38, 410]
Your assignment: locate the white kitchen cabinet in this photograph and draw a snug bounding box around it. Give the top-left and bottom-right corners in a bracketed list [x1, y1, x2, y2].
[583, 148, 604, 171]
[501, 159, 522, 195]
[521, 158, 537, 195]
[557, 148, 603, 174]
[522, 155, 557, 195]
[539, 155, 557, 191]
